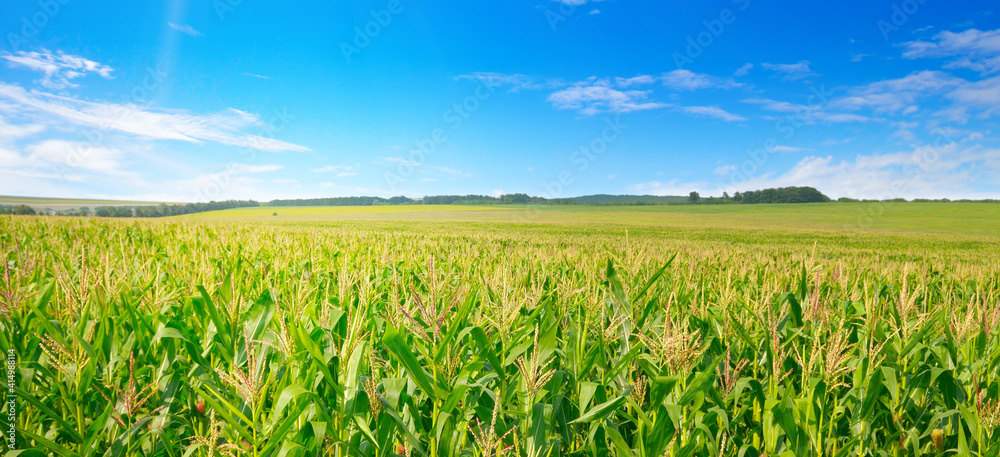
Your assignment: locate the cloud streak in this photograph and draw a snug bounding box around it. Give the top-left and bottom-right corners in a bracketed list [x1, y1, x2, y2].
[168, 22, 203, 37]
[0, 83, 311, 153]
[2, 50, 114, 89]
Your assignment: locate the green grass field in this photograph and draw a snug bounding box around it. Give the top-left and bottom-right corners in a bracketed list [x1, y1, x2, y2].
[2, 202, 999, 456]
[0, 195, 171, 205]
[179, 204, 508, 218]
[184, 202, 1000, 238]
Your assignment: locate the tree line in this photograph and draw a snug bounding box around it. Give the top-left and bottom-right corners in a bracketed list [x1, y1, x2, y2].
[687, 186, 832, 204]
[7, 186, 999, 218]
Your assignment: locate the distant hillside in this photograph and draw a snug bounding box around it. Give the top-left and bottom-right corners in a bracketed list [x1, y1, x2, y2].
[568, 194, 687, 204]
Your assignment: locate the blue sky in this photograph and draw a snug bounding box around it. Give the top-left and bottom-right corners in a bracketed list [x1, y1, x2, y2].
[1, 0, 998, 202]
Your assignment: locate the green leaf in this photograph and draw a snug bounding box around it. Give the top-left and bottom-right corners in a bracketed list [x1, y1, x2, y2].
[382, 326, 435, 397]
[572, 394, 628, 424]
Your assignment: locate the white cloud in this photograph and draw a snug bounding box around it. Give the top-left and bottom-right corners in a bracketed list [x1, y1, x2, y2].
[679, 105, 746, 122]
[0, 82, 311, 153]
[241, 72, 271, 80]
[0, 116, 45, 141]
[547, 79, 669, 115]
[713, 143, 1000, 200]
[629, 179, 706, 196]
[734, 63, 753, 77]
[614, 75, 657, 87]
[456, 72, 565, 92]
[761, 60, 815, 81]
[713, 165, 737, 175]
[832, 70, 963, 113]
[430, 166, 472, 177]
[903, 28, 1000, 74]
[0, 139, 140, 183]
[742, 97, 870, 123]
[2, 50, 113, 89]
[26, 140, 124, 175]
[168, 22, 203, 37]
[742, 97, 810, 113]
[311, 164, 360, 178]
[660, 70, 739, 91]
[948, 75, 1000, 107]
[891, 121, 920, 142]
[230, 164, 283, 173]
[312, 164, 358, 173]
[589, 9, 601, 15]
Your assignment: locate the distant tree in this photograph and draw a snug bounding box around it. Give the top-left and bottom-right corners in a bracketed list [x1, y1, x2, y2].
[13, 205, 36, 215]
[722, 192, 730, 200]
[387, 196, 414, 205]
[737, 186, 830, 204]
[688, 191, 701, 204]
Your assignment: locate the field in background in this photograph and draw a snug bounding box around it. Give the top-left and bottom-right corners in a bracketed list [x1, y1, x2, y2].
[178, 204, 508, 218]
[2, 203, 999, 456]
[185, 202, 1000, 238]
[0, 195, 171, 211]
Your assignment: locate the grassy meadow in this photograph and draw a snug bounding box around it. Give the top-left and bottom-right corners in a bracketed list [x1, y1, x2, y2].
[2, 202, 1000, 456]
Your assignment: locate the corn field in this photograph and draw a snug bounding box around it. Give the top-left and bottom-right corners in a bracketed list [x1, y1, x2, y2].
[2, 215, 1000, 456]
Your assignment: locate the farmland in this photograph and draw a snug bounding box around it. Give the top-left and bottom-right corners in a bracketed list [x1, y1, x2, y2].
[1, 203, 999, 456]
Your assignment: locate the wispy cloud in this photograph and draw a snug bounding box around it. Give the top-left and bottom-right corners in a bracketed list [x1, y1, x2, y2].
[679, 105, 746, 122]
[762, 60, 816, 81]
[0, 82, 311, 152]
[0, 115, 45, 140]
[230, 164, 283, 173]
[743, 97, 871, 123]
[0, 139, 140, 184]
[456, 72, 565, 92]
[831, 70, 963, 113]
[168, 22, 203, 37]
[770, 145, 812, 153]
[640, 144, 1000, 200]
[241, 72, 271, 80]
[660, 70, 740, 91]
[547, 79, 669, 115]
[312, 164, 360, 177]
[903, 28, 1000, 74]
[430, 165, 472, 177]
[2, 50, 113, 89]
[613, 75, 657, 87]
[733, 63, 753, 77]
